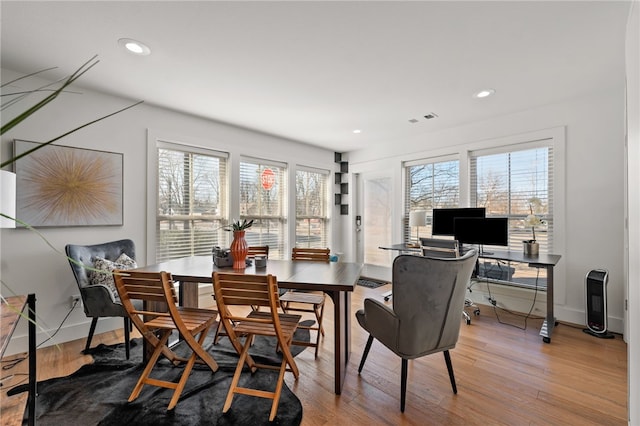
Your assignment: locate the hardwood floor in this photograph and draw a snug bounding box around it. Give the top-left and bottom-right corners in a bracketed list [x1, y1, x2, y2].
[1, 283, 627, 425]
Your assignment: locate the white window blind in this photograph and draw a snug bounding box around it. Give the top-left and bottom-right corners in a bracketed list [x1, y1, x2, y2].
[295, 167, 329, 249]
[239, 157, 287, 259]
[156, 144, 228, 261]
[470, 142, 553, 288]
[404, 159, 459, 243]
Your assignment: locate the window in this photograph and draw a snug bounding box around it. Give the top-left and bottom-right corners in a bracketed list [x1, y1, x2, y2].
[404, 158, 459, 242]
[156, 143, 228, 261]
[239, 157, 287, 259]
[295, 167, 329, 248]
[470, 142, 553, 288]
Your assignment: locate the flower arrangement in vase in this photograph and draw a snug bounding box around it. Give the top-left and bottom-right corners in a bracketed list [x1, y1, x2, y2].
[523, 200, 545, 255]
[229, 219, 253, 269]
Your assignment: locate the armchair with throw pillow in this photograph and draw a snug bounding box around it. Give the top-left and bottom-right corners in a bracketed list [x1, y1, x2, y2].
[65, 239, 139, 359]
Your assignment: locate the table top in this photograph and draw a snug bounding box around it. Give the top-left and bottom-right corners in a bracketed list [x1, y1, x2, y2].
[133, 256, 364, 292]
[379, 244, 561, 266]
[1, 295, 27, 357]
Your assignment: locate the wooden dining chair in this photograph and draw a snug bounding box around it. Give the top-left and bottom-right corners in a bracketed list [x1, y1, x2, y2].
[278, 247, 330, 358]
[113, 270, 219, 410]
[246, 245, 269, 258]
[212, 272, 301, 422]
[213, 245, 271, 344]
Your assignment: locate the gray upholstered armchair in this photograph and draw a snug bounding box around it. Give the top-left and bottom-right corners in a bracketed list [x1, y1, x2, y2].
[65, 239, 138, 359]
[356, 249, 478, 412]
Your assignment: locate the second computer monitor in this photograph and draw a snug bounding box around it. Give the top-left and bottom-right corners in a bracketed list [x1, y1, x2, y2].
[432, 207, 486, 236]
[453, 217, 509, 247]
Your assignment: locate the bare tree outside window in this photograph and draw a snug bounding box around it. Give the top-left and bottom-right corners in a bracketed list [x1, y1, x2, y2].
[405, 160, 459, 239]
[296, 169, 329, 248]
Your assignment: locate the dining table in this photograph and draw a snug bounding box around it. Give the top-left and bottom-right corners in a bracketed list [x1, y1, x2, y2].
[131, 256, 363, 395]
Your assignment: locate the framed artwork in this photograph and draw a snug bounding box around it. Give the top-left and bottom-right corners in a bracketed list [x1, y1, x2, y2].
[13, 140, 123, 227]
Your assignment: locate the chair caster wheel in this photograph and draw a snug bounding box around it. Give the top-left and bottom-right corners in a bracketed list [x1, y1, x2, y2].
[474, 309, 480, 316]
[466, 318, 471, 325]
[543, 337, 551, 343]
[384, 297, 390, 302]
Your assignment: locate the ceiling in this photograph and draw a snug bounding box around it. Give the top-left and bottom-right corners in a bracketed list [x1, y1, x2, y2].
[0, 1, 631, 153]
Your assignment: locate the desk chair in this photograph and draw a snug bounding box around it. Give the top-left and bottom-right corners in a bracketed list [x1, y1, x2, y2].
[212, 272, 301, 421]
[114, 270, 219, 410]
[381, 238, 479, 325]
[420, 238, 480, 325]
[279, 247, 329, 357]
[356, 250, 478, 412]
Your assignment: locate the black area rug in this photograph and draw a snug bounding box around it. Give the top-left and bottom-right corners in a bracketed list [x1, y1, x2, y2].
[28, 321, 312, 426]
[357, 277, 389, 289]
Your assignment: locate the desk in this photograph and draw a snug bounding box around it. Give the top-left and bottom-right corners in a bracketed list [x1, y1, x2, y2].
[379, 244, 562, 343]
[131, 257, 363, 395]
[1, 294, 36, 426]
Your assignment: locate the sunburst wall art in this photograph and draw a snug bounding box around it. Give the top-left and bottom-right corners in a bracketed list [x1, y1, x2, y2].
[14, 140, 123, 227]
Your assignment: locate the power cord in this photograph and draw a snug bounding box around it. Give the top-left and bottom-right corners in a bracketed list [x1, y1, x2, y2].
[485, 261, 541, 331]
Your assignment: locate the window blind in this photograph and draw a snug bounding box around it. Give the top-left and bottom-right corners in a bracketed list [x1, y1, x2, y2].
[470, 142, 553, 288]
[156, 144, 228, 261]
[295, 167, 329, 249]
[470, 142, 553, 252]
[239, 157, 287, 259]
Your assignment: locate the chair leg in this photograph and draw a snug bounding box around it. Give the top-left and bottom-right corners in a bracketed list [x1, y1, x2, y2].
[358, 335, 374, 373]
[443, 350, 457, 394]
[123, 317, 130, 360]
[401, 358, 408, 413]
[85, 317, 98, 352]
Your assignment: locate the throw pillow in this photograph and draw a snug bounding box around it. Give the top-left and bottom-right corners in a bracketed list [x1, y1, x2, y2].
[89, 253, 138, 302]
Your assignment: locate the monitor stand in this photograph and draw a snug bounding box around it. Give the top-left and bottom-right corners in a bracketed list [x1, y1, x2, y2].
[477, 245, 493, 256]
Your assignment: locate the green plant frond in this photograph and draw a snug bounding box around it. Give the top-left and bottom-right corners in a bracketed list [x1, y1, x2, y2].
[230, 219, 254, 231]
[1, 57, 99, 136]
[1, 77, 72, 112]
[1, 281, 54, 344]
[1, 66, 58, 88]
[1, 100, 143, 168]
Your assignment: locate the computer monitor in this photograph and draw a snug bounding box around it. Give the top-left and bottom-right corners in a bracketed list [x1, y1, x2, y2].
[453, 217, 509, 247]
[432, 207, 486, 236]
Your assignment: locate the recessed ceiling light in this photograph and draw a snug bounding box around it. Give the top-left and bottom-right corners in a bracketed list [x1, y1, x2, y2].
[474, 89, 495, 99]
[118, 38, 151, 56]
[352, 129, 362, 134]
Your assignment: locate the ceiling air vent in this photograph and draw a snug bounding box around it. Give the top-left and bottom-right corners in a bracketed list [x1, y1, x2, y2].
[424, 112, 438, 120]
[408, 118, 419, 123]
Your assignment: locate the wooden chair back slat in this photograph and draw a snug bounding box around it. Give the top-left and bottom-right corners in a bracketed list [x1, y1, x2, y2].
[247, 246, 269, 257]
[291, 247, 330, 262]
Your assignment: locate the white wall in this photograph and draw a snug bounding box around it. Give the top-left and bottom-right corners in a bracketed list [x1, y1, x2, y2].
[348, 87, 626, 332]
[0, 69, 338, 354]
[625, 2, 639, 423]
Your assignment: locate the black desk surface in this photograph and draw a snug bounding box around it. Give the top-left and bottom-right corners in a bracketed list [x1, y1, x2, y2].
[379, 244, 561, 266]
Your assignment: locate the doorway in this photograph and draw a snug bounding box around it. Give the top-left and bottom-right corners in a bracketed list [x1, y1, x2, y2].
[355, 172, 394, 281]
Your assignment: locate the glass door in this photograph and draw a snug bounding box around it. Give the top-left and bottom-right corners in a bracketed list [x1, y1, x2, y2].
[356, 171, 394, 273]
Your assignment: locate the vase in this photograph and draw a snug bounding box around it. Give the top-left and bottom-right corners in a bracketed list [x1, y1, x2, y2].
[523, 240, 539, 256]
[230, 230, 249, 269]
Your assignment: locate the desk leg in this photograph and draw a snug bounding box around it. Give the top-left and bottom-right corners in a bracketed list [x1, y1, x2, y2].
[27, 293, 36, 426]
[540, 265, 555, 343]
[328, 290, 350, 395]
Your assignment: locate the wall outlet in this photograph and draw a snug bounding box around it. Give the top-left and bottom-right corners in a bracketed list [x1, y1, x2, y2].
[70, 294, 82, 309]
